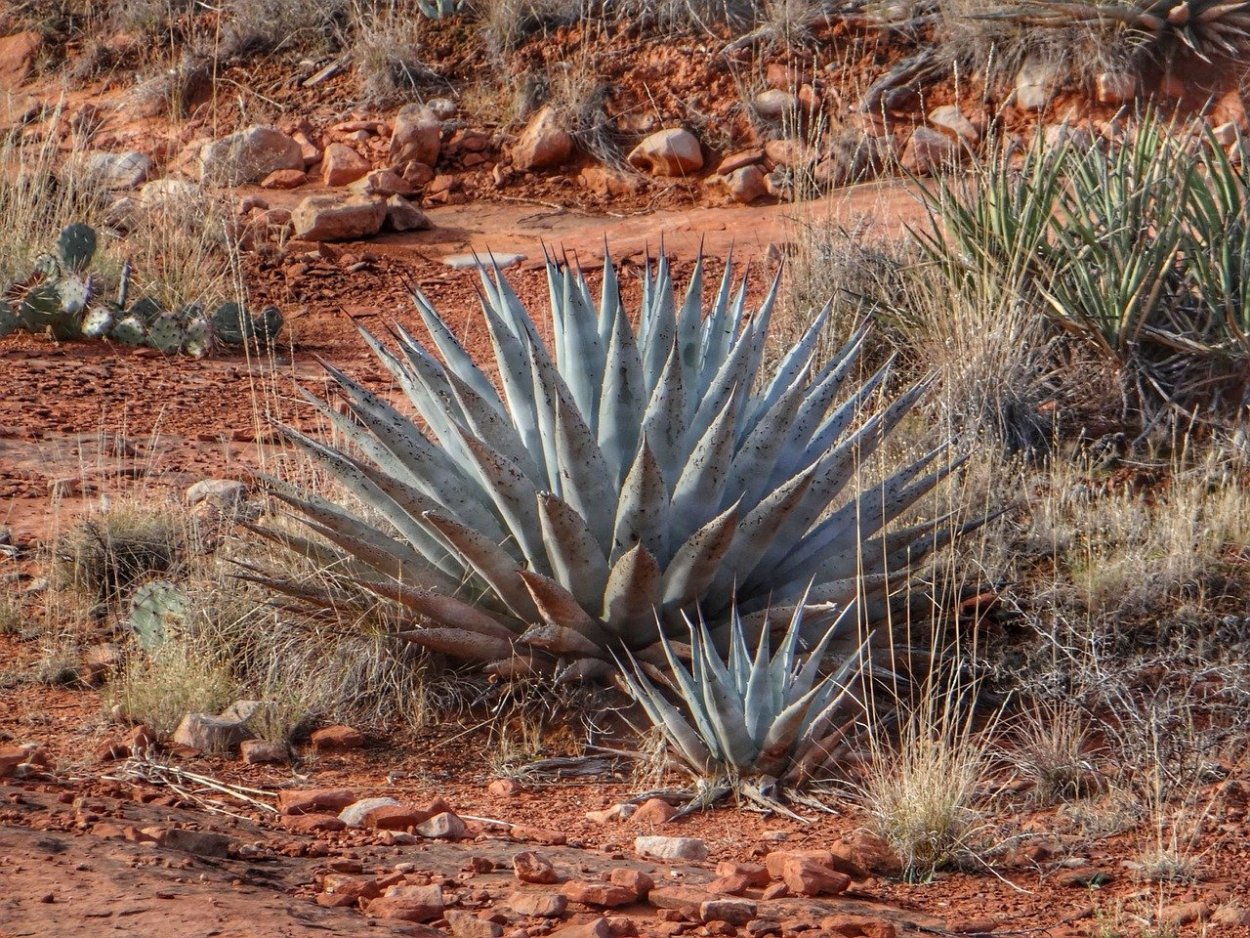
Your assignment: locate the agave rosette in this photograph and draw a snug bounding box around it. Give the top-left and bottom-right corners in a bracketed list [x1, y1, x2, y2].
[250, 250, 965, 680]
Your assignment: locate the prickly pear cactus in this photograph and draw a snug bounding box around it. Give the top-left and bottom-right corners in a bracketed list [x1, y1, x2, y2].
[210, 301, 250, 345]
[129, 298, 163, 326]
[109, 315, 147, 345]
[147, 314, 186, 354]
[0, 300, 19, 338]
[18, 283, 64, 330]
[254, 306, 283, 344]
[80, 305, 115, 339]
[57, 224, 97, 272]
[129, 581, 188, 652]
[56, 274, 92, 317]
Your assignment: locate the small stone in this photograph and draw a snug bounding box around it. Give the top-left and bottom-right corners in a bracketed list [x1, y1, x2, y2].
[186, 478, 246, 509]
[339, 797, 402, 828]
[351, 169, 416, 197]
[1054, 868, 1113, 888]
[754, 89, 797, 120]
[367, 884, 444, 923]
[390, 104, 442, 169]
[630, 798, 677, 826]
[763, 138, 815, 168]
[586, 803, 634, 824]
[401, 160, 436, 188]
[200, 125, 304, 186]
[446, 909, 504, 938]
[509, 891, 567, 917]
[780, 856, 850, 897]
[81, 643, 124, 686]
[291, 196, 386, 242]
[366, 804, 435, 831]
[513, 851, 560, 884]
[320, 874, 382, 904]
[628, 128, 703, 177]
[648, 886, 711, 920]
[81, 150, 153, 190]
[635, 835, 708, 862]
[442, 251, 525, 270]
[561, 880, 636, 907]
[240, 739, 287, 764]
[1158, 902, 1211, 927]
[0, 746, 30, 777]
[608, 868, 653, 899]
[416, 811, 466, 840]
[488, 778, 524, 797]
[724, 165, 768, 204]
[904, 126, 959, 175]
[158, 827, 234, 858]
[277, 787, 358, 815]
[172, 713, 251, 754]
[260, 168, 307, 189]
[282, 814, 346, 833]
[928, 104, 980, 144]
[550, 919, 610, 938]
[385, 194, 431, 232]
[309, 724, 364, 752]
[700, 898, 756, 926]
[1015, 54, 1062, 111]
[716, 149, 765, 175]
[1094, 71, 1137, 105]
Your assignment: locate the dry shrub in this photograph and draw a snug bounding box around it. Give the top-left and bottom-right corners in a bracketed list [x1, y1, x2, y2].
[56, 503, 189, 601]
[349, 0, 435, 103]
[110, 639, 240, 738]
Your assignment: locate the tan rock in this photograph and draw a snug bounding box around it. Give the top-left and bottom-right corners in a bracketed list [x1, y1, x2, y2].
[509, 890, 567, 917]
[321, 143, 371, 186]
[291, 196, 386, 242]
[200, 126, 304, 186]
[390, 104, 442, 169]
[513, 851, 560, 884]
[561, 880, 636, 908]
[277, 787, 358, 815]
[367, 884, 444, 922]
[628, 128, 703, 176]
[513, 105, 574, 171]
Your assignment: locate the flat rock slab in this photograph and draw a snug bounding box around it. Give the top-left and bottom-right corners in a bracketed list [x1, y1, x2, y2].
[441, 252, 527, 270]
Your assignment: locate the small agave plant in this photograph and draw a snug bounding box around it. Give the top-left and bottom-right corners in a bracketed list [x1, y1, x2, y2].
[619, 600, 868, 812]
[252, 250, 968, 680]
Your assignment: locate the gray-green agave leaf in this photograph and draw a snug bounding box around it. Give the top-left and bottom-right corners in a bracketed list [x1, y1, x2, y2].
[619, 602, 866, 785]
[261, 251, 972, 678]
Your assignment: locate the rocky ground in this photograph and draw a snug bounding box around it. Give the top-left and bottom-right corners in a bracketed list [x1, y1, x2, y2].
[3, 8, 1250, 938]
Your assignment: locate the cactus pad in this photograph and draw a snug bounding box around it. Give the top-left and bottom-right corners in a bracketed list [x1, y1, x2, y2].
[57, 224, 97, 272]
[147, 314, 186, 354]
[80, 306, 115, 339]
[129, 581, 188, 651]
[109, 315, 147, 345]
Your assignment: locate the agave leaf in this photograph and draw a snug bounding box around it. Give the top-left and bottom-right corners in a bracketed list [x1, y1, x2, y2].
[724, 363, 813, 514]
[652, 628, 725, 762]
[696, 257, 739, 396]
[517, 569, 613, 646]
[552, 391, 616, 552]
[602, 544, 662, 641]
[660, 501, 740, 611]
[410, 291, 504, 414]
[742, 301, 832, 440]
[455, 429, 550, 574]
[619, 658, 715, 771]
[639, 250, 677, 396]
[669, 388, 739, 548]
[612, 441, 669, 564]
[421, 511, 537, 620]
[401, 626, 516, 662]
[554, 263, 605, 427]
[554, 657, 614, 684]
[273, 424, 463, 582]
[704, 466, 816, 607]
[536, 493, 610, 612]
[742, 619, 774, 747]
[238, 521, 346, 571]
[675, 253, 705, 409]
[693, 621, 759, 769]
[598, 301, 645, 486]
[640, 342, 686, 490]
[520, 622, 601, 656]
[480, 296, 546, 482]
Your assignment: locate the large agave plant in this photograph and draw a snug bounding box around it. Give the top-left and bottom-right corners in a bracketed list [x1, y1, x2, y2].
[252, 251, 966, 680]
[619, 600, 868, 810]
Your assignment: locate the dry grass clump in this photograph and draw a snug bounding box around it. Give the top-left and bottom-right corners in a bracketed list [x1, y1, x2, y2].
[856, 681, 998, 882]
[349, 0, 436, 103]
[219, 0, 347, 58]
[56, 502, 189, 601]
[1008, 697, 1101, 803]
[110, 638, 240, 738]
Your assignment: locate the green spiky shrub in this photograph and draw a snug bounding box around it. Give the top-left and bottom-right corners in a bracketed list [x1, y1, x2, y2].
[619, 601, 868, 803]
[254, 251, 971, 681]
[918, 113, 1250, 419]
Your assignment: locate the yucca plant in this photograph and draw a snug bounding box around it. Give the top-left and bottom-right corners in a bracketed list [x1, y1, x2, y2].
[917, 113, 1250, 417]
[972, 0, 1250, 58]
[619, 600, 869, 812]
[247, 251, 968, 681]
